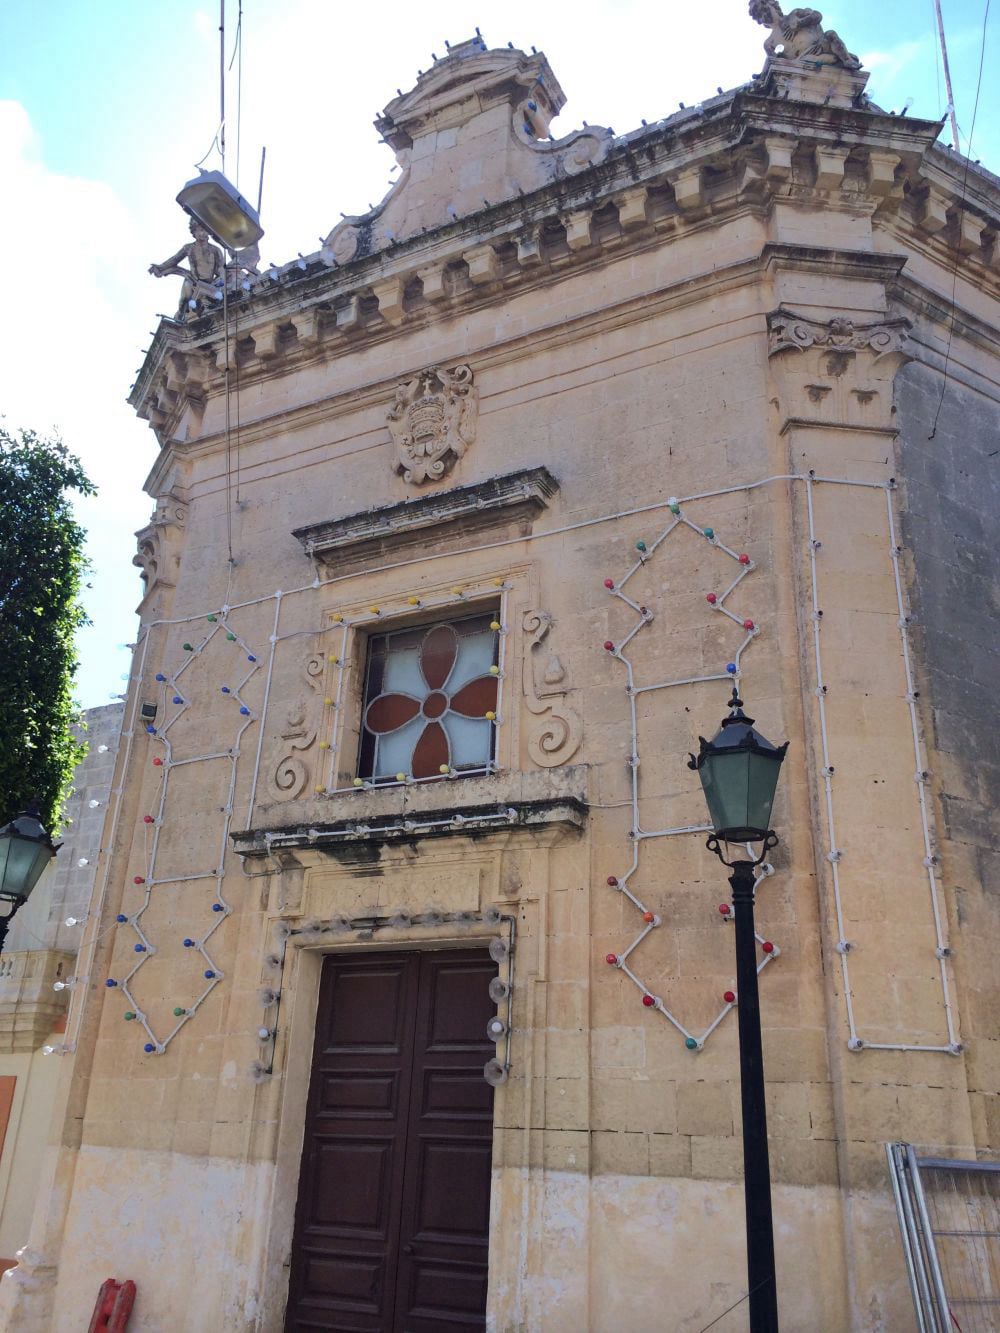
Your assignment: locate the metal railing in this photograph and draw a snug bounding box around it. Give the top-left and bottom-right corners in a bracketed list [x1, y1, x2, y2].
[888, 1143, 1000, 1331]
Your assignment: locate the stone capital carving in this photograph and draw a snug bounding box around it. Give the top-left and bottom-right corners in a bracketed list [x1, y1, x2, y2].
[521, 611, 582, 768]
[133, 492, 188, 616]
[387, 364, 478, 485]
[767, 311, 909, 361]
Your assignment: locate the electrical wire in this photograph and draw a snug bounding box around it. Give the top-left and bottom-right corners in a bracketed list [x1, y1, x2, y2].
[928, 0, 991, 439]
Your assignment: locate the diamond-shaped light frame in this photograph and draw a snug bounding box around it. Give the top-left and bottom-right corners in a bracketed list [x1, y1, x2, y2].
[600, 498, 781, 1050]
[111, 610, 260, 1054]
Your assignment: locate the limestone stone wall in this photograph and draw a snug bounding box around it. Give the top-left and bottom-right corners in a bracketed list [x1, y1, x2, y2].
[4, 32, 998, 1333]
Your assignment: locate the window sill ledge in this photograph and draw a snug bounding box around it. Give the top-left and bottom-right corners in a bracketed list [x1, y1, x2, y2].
[233, 765, 588, 856]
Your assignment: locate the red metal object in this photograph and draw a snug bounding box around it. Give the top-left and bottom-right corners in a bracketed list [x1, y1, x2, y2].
[88, 1278, 136, 1333]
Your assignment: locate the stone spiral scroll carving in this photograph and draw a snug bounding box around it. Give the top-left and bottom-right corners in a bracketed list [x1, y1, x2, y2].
[268, 654, 324, 801]
[522, 611, 582, 767]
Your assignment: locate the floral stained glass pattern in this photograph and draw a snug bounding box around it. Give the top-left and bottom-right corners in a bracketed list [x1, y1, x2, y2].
[359, 613, 499, 780]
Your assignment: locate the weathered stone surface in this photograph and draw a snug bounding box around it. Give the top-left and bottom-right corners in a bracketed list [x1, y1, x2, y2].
[10, 20, 1000, 1333]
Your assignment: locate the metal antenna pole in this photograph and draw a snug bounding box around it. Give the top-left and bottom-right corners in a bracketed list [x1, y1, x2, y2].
[257, 146, 267, 215]
[219, 0, 226, 174]
[933, 0, 961, 149]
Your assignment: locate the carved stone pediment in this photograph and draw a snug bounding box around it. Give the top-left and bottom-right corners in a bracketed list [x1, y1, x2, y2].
[387, 365, 478, 484]
[293, 467, 558, 574]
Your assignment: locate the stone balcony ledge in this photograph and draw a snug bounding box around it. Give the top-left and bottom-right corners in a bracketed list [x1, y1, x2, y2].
[0, 949, 75, 1053]
[233, 764, 588, 859]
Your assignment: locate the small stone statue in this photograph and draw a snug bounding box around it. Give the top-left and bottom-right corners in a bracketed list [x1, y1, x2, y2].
[149, 219, 226, 318]
[749, 1, 861, 69]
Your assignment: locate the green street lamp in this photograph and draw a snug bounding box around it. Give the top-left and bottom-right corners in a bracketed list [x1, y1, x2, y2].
[689, 687, 788, 1333]
[0, 807, 58, 954]
[689, 687, 788, 845]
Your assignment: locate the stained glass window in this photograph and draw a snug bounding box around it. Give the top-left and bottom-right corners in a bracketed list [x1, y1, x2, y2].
[358, 612, 500, 781]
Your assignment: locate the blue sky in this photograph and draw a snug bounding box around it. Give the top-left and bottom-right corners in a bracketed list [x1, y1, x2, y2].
[0, 0, 995, 709]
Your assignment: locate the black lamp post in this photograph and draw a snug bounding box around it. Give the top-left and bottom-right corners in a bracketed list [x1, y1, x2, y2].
[0, 807, 58, 955]
[689, 688, 788, 1333]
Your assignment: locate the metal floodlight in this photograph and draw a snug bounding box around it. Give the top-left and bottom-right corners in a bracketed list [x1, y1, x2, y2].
[688, 688, 788, 844]
[176, 170, 264, 252]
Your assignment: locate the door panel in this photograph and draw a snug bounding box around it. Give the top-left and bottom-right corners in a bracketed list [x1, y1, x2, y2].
[285, 950, 497, 1333]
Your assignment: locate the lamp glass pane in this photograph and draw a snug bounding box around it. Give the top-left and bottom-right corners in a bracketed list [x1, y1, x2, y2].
[700, 750, 751, 835]
[746, 751, 783, 836]
[0, 834, 49, 902]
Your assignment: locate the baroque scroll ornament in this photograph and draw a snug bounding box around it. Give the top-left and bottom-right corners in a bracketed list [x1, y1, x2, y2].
[522, 611, 582, 767]
[388, 365, 478, 484]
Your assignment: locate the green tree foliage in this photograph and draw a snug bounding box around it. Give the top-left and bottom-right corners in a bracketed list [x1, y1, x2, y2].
[0, 427, 95, 831]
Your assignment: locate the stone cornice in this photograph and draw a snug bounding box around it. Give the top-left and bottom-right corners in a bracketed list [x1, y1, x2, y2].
[138, 242, 947, 500]
[131, 90, 999, 459]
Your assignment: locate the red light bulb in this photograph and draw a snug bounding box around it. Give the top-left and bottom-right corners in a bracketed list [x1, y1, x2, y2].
[762, 941, 775, 954]
[605, 953, 618, 965]
[604, 640, 615, 652]
[706, 593, 717, 604]
[607, 875, 618, 887]
[142, 815, 154, 824]
[743, 619, 755, 630]
[724, 990, 736, 1004]
[152, 758, 163, 767]
[739, 553, 750, 565]
[642, 995, 655, 1007]
[643, 911, 654, 923]
[603, 578, 615, 590]
[718, 904, 731, 916]
[133, 876, 145, 885]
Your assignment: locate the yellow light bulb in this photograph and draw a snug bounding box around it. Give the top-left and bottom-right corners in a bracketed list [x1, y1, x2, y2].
[407, 596, 421, 606]
[439, 765, 450, 774]
[318, 742, 330, 750]
[485, 711, 496, 721]
[489, 665, 500, 676]
[493, 578, 505, 587]
[314, 786, 326, 793]
[395, 772, 406, 783]
[490, 621, 501, 631]
[368, 605, 380, 615]
[450, 586, 463, 596]
[332, 614, 343, 623]
[328, 654, 339, 664]
[353, 778, 364, 788]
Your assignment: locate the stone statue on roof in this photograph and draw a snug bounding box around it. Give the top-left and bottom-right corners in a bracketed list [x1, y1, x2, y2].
[749, 1, 862, 69]
[149, 219, 226, 319]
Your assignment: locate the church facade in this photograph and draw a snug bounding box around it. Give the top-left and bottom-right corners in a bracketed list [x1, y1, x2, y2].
[3, 11, 998, 1330]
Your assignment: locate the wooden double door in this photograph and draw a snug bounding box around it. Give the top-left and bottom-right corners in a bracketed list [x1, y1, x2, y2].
[285, 949, 498, 1332]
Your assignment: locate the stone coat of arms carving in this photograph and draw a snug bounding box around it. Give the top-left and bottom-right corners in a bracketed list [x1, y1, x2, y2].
[387, 365, 478, 484]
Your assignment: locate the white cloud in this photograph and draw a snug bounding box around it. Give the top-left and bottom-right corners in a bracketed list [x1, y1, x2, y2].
[0, 101, 152, 706]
